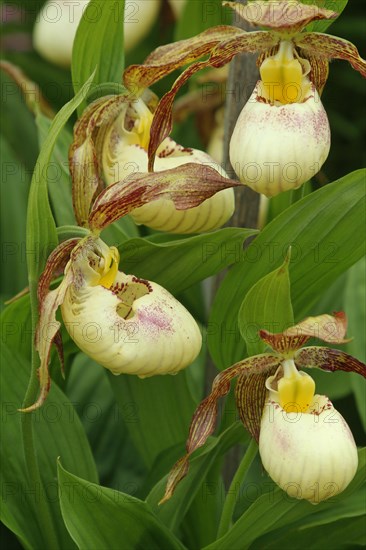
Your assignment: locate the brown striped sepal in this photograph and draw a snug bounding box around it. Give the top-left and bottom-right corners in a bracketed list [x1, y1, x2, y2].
[259, 312, 350, 354]
[88, 162, 240, 232]
[223, 1, 337, 33]
[294, 33, 366, 79]
[20, 238, 80, 412]
[295, 347, 366, 378]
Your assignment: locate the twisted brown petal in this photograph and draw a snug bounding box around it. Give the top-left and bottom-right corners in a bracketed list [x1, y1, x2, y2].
[295, 347, 366, 378]
[295, 33, 366, 78]
[224, 1, 337, 33]
[20, 239, 80, 412]
[159, 353, 277, 503]
[235, 355, 281, 442]
[88, 163, 240, 231]
[297, 48, 329, 94]
[123, 25, 244, 92]
[69, 95, 129, 227]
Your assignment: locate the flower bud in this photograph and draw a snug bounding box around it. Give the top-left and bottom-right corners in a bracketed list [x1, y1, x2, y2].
[229, 81, 330, 197]
[60, 239, 202, 376]
[102, 98, 235, 233]
[33, 0, 161, 67]
[259, 391, 358, 503]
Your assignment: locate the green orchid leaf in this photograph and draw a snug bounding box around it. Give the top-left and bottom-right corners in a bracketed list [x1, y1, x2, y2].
[0, 136, 29, 297]
[108, 365, 199, 468]
[203, 448, 365, 550]
[57, 462, 186, 550]
[238, 251, 294, 356]
[147, 422, 246, 531]
[345, 257, 366, 430]
[36, 113, 75, 227]
[118, 227, 257, 295]
[0, 344, 98, 550]
[175, 0, 227, 42]
[72, 0, 125, 102]
[303, 0, 348, 32]
[26, 70, 96, 283]
[209, 170, 366, 370]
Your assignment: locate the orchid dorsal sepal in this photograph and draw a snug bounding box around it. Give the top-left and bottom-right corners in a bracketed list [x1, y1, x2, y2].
[223, 1, 337, 34]
[259, 311, 351, 355]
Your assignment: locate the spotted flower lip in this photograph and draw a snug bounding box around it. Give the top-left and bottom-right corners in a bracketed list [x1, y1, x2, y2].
[60, 238, 202, 377]
[259, 392, 358, 504]
[229, 80, 330, 196]
[159, 312, 366, 504]
[22, 235, 202, 412]
[101, 96, 235, 234]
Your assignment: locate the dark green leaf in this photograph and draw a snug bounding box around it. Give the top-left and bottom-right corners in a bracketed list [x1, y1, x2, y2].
[0, 344, 98, 549]
[72, 0, 125, 102]
[57, 462, 186, 550]
[147, 422, 246, 531]
[118, 227, 257, 295]
[209, 170, 366, 369]
[36, 113, 75, 227]
[108, 366, 198, 468]
[303, 0, 348, 32]
[238, 251, 294, 356]
[345, 258, 366, 430]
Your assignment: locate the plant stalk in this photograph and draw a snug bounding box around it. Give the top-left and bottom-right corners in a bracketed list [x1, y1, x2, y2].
[217, 439, 258, 539]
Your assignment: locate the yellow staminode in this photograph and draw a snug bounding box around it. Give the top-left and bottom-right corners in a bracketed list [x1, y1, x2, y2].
[278, 359, 315, 413]
[98, 247, 120, 289]
[260, 40, 304, 104]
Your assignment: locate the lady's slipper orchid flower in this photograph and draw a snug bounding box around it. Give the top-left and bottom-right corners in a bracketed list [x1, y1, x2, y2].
[101, 94, 235, 233]
[22, 234, 202, 412]
[20, 94, 239, 412]
[123, 0, 366, 195]
[33, 0, 161, 67]
[159, 312, 366, 504]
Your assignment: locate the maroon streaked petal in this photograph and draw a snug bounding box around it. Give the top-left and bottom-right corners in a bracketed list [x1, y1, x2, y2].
[235, 355, 282, 442]
[88, 163, 240, 231]
[297, 47, 329, 94]
[224, 1, 337, 33]
[69, 95, 129, 227]
[20, 239, 79, 412]
[295, 346, 366, 378]
[123, 25, 244, 92]
[295, 33, 366, 78]
[20, 268, 74, 412]
[159, 353, 277, 503]
[37, 238, 80, 306]
[259, 329, 310, 354]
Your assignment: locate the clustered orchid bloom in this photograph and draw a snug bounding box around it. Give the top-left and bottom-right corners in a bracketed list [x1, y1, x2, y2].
[101, 90, 235, 233]
[21, 92, 240, 412]
[123, 0, 366, 197]
[160, 313, 366, 504]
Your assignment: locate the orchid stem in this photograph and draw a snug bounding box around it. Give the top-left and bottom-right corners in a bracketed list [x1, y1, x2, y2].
[21, 278, 60, 549]
[217, 439, 258, 539]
